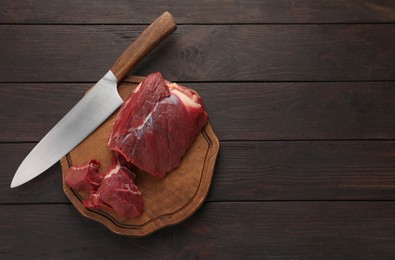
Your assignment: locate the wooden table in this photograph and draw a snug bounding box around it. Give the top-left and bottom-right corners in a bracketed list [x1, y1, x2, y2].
[1, 1, 395, 259]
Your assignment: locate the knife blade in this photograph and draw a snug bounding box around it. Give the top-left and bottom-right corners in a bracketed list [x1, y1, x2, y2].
[11, 12, 177, 188]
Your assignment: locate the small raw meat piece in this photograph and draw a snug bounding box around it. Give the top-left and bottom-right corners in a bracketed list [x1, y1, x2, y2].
[65, 159, 102, 193]
[84, 160, 143, 218]
[108, 72, 208, 179]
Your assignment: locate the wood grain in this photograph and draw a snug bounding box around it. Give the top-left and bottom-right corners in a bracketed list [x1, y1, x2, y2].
[1, 25, 394, 82]
[2, 0, 395, 257]
[0, 0, 394, 24]
[0, 143, 67, 203]
[3, 141, 395, 204]
[111, 12, 176, 81]
[3, 81, 395, 142]
[210, 141, 395, 201]
[59, 78, 219, 236]
[1, 202, 395, 259]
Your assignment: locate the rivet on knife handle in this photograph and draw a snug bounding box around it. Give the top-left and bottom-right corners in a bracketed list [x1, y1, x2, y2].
[111, 11, 177, 82]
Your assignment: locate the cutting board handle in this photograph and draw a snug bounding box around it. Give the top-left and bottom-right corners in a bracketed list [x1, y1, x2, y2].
[111, 11, 177, 81]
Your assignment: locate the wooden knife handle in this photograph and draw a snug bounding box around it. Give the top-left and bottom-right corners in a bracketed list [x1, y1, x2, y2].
[111, 11, 177, 81]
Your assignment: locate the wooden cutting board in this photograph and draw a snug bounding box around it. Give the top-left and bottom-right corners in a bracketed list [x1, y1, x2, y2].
[60, 76, 220, 236]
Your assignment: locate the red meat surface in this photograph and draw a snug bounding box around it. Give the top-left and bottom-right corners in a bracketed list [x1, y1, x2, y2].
[108, 72, 208, 179]
[65, 159, 102, 193]
[84, 159, 143, 218]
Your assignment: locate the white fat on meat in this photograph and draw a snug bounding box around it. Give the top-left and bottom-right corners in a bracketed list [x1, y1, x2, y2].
[104, 162, 121, 179]
[167, 83, 202, 109]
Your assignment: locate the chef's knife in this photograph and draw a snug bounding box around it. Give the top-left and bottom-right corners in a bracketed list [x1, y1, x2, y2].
[11, 12, 177, 188]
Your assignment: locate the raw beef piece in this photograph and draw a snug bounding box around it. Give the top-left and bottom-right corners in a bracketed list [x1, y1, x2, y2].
[108, 72, 208, 179]
[84, 159, 144, 218]
[65, 160, 103, 193]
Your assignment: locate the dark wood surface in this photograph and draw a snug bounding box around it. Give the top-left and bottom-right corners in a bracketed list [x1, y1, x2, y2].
[1, 25, 395, 82]
[1, 1, 395, 259]
[1, 0, 394, 24]
[60, 79, 220, 236]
